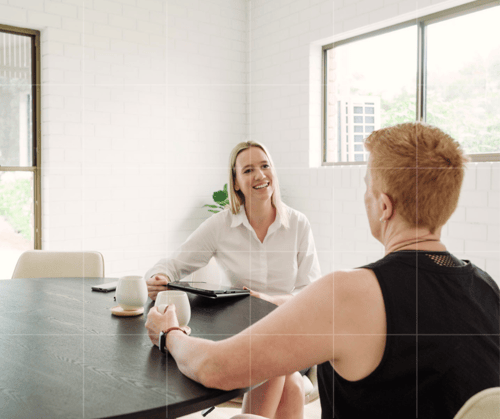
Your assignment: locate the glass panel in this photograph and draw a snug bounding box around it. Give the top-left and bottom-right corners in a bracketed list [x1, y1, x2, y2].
[0, 32, 33, 167]
[355, 144, 364, 151]
[325, 25, 417, 162]
[426, 6, 500, 155]
[365, 116, 374, 123]
[0, 171, 34, 279]
[354, 116, 363, 123]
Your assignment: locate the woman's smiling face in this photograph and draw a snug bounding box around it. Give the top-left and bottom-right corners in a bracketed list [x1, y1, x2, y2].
[234, 146, 274, 204]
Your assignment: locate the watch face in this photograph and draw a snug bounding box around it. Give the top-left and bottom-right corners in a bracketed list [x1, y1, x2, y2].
[159, 331, 167, 353]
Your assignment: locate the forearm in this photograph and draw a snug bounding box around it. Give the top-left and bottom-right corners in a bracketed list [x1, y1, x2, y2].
[160, 277, 335, 392]
[167, 330, 256, 391]
[145, 259, 172, 283]
[167, 331, 222, 388]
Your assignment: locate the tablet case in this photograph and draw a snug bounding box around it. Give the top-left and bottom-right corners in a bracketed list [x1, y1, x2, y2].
[168, 281, 250, 299]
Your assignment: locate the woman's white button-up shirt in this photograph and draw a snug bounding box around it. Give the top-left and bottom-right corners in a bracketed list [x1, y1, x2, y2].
[145, 205, 321, 296]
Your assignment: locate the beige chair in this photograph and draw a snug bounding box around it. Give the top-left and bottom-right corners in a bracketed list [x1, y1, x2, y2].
[454, 387, 500, 419]
[12, 250, 105, 279]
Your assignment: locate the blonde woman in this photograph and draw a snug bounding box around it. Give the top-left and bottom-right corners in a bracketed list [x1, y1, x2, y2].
[146, 123, 500, 418]
[145, 141, 321, 417]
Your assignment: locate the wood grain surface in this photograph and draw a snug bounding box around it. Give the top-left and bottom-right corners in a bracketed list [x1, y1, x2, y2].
[0, 278, 276, 419]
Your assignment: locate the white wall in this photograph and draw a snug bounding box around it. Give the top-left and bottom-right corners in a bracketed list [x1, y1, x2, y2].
[249, 0, 500, 281]
[0, 0, 248, 277]
[1, 0, 497, 281]
[161, 0, 248, 267]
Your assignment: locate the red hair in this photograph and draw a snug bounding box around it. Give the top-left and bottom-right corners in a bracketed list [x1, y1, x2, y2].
[364, 122, 468, 233]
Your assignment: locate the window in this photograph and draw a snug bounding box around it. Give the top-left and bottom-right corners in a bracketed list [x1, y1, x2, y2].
[323, 0, 500, 164]
[0, 24, 41, 276]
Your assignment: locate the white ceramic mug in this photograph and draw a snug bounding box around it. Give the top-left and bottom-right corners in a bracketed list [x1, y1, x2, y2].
[115, 275, 148, 311]
[155, 291, 191, 327]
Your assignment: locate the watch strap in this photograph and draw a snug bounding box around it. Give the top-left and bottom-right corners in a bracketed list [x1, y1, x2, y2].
[159, 327, 187, 353]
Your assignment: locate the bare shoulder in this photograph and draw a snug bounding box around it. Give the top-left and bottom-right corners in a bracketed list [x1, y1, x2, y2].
[299, 269, 379, 302]
[331, 269, 387, 378]
[332, 268, 380, 297]
[332, 268, 385, 334]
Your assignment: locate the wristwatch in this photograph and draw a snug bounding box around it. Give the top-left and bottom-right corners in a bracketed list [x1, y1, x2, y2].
[159, 327, 187, 353]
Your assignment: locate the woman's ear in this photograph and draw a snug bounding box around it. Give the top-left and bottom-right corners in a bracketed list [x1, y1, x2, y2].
[234, 180, 240, 191]
[379, 193, 394, 221]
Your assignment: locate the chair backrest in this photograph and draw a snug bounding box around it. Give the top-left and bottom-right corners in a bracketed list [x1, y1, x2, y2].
[454, 387, 500, 419]
[12, 250, 105, 279]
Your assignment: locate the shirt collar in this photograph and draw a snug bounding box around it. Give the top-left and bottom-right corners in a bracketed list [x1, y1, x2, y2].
[230, 205, 282, 233]
[230, 206, 247, 228]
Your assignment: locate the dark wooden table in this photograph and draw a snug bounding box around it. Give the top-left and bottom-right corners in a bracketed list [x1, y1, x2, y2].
[0, 277, 276, 418]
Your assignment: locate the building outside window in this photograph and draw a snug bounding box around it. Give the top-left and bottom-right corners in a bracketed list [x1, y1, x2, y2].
[323, 0, 500, 164]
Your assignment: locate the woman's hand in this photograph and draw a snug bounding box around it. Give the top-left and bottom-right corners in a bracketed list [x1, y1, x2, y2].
[243, 287, 277, 306]
[145, 304, 179, 347]
[146, 274, 170, 301]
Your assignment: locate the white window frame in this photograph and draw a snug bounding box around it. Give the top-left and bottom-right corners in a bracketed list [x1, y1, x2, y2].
[322, 0, 500, 165]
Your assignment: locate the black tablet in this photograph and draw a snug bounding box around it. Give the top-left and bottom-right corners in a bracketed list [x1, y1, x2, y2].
[168, 281, 250, 299]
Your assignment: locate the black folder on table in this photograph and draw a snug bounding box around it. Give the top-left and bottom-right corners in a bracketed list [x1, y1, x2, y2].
[168, 281, 250, 299]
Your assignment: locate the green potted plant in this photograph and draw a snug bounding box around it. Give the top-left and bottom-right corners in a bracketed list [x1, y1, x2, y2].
[204, 184, 229, 214]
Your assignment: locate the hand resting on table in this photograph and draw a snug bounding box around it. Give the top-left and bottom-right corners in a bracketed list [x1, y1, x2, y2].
[146, 274, 170, 301]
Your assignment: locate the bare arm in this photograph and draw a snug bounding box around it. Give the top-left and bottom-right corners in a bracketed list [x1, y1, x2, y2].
[147, 274, 335, 389]
[145, 269, 386, 390]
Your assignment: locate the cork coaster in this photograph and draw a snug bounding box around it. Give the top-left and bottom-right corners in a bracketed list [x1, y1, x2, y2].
[111, 306, 144, 317]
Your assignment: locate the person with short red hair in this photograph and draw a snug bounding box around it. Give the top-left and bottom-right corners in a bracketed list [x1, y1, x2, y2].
[146, 122, 499, 419]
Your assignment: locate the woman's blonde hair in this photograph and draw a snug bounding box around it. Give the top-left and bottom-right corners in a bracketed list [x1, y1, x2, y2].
[228, 141, 289, 228]
[364, 122, 468, 233]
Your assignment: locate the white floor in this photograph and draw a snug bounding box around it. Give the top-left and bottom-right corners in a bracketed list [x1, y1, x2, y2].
[179, 398, 322, 419]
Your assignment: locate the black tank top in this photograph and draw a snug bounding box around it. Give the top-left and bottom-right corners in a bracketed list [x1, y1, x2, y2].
[318, 251, 500, 418]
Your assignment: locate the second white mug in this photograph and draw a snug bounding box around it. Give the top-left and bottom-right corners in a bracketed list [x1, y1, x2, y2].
[155, 291, 191, 327]
[115, 275, 148, 311]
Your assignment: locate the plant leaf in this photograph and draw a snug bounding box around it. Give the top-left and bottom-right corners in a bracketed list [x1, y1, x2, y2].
[203, 204, 219, 208]
[213, 190, 228, 203]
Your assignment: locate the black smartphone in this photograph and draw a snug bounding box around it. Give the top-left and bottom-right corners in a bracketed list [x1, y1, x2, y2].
[91, 281, 118, 293]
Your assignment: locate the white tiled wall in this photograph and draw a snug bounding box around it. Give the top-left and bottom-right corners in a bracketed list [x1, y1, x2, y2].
[1, 0, 498, 282]
[249, 0, 499, 282]
[1, 0, 247, 277]
[161, 0, 248, 271]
